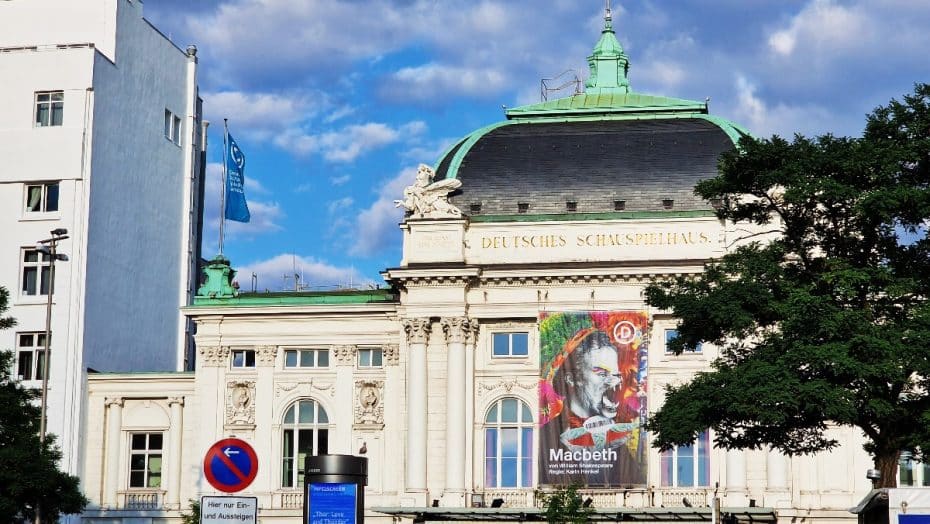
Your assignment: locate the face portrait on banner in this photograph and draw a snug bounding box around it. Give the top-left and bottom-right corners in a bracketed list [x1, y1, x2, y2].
[538, 311, 649, 487]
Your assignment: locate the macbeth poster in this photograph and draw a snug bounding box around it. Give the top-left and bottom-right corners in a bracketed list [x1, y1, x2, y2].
[539, 311, 649, 486]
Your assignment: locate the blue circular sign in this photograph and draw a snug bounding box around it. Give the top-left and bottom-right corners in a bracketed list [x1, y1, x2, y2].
[203, 438, 258, 493]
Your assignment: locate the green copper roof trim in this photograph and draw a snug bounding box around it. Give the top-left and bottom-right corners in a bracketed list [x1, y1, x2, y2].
[585, 6, 631, 94]
[440, 113, 747, 182]
[192, 288, 399, 307]
[432, 136, 468, 173]
[505, 92, 707, 118]
[469, 209, 717, 223]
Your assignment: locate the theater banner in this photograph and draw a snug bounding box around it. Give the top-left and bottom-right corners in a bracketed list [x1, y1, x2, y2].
[538, 311, 649, 486]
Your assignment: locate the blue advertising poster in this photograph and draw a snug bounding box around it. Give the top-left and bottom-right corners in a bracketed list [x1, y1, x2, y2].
[900, 515, 930, 524]
[307, 483, 357, 524]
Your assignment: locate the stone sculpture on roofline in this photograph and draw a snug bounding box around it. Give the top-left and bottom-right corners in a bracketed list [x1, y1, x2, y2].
[395, 163, 462, 219]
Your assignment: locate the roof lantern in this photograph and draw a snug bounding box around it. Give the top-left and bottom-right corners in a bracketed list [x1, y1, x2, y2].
[585, 0, 631, 95]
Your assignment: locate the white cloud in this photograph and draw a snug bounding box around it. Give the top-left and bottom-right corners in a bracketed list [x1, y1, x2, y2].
[327, 197, 354, 215]
[330, 174, 351, 186]
[383, 63, 509, 100]
[202, 163, 284, 240]
[349, 166, 417, 257]
[767, 0, 870, 57]
[274, 121, 427, 163]
[203, 90, 322, 142]
[234, 253, 375, 292]
[730, 74, 834, 138]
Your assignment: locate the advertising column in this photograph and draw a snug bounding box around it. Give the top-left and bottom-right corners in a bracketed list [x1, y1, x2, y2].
[304, 455, 368, 524]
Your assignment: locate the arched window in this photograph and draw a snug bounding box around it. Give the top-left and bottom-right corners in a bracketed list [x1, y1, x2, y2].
[484, 397, 533, 488]
[281, 399, 329, 488]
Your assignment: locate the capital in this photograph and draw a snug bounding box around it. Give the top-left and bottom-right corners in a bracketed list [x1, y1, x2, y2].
[403, 318, 432, 344]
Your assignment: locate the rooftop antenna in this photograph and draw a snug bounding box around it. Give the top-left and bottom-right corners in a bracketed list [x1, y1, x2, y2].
[540, 70, 583, 101]
[251, 272, 257, 293]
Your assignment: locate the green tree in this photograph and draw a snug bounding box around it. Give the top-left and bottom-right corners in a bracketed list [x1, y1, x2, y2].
[645, 84, 930, 488]
[0, 286, 88, 521]
[536, 485, 593, 524]
[181, 498, 201, 524]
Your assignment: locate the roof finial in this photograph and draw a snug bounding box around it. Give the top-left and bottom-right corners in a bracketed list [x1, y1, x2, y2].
[605, 0, 613, 30]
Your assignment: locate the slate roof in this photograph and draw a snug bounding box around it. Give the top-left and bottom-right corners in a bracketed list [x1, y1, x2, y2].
[443, 117, 738, 216]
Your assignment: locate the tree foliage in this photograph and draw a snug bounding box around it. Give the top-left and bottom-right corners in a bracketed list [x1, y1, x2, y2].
[536, 485, 593, 524]
[0, 286, 87, 521]
[645, 84, 930, 488]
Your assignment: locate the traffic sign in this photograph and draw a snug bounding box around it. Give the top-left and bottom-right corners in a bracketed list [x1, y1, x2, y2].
[203, 438, 258, 493]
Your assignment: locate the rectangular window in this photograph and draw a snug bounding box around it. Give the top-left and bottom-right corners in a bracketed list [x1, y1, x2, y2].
[357, 348, 383, 368]
[661, 431, 710, 487]
[16, 332, 49, 381]
[35, 91, 64, 127]
[172, 115, 181, 144]
[492, 332, 529, 357]
[284, 349, 330, 368]
[231, 349, 256, 368]
[21, 249, 53, 296]
[899, 454, 930, 487]
[164, 109, 172, 139]
[24, 182, 60, 213]
[665, 329, 702, 354]
[129, 433, 163, 488]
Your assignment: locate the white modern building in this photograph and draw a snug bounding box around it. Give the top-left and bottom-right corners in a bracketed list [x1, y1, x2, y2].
[77, 9, 886, 524]
[0, 0, 205, 479]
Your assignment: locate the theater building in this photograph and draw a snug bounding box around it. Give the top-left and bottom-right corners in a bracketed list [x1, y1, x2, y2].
[80, 10, 875, 524]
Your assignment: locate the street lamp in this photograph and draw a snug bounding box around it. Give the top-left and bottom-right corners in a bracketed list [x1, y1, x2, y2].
[34, 228, 68, 524]
[34, 228, 68, 446]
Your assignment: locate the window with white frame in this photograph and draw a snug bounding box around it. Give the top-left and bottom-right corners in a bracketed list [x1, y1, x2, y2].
[484, 397, 533, 488]
[660, 431, 710, 487]
[16, 332, 48, 381]
[35, 91, 64, 127]
[357, 348, 382, 368]
[24, 182, 60, 214]
[664, 329, 702, 354]
[129, 433, 163, 488]
[492, 332, 529, 357]
[164, 109, 181, 145]
[899, 452, 930, 486]
[284, 349, 329, 368]
[281, 399, 329, 487]
[231, 349, 256, 368]
[21, 248, 53, 296]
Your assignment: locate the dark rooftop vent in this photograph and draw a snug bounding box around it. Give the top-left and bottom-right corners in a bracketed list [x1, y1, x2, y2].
[566, 201, 578, 212]
[518, 202, 529, 213]
[614, 200, 626, 211]
[662, 199, 674, 210]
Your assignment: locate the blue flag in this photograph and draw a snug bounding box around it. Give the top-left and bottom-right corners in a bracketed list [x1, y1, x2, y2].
[224, 133, 251, 222]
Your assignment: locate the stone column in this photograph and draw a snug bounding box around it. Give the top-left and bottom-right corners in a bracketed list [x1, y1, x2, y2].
[167, 397, 185, 509]
[404, 319, 431, 492]
[767, 447, 789, 491]
[725, 449, 748, 505]
[104, 397, 124, 508]
[441, 317, 469, 500]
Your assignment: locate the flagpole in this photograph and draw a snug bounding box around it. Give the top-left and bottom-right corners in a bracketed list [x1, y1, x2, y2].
[220, 118, 228, 256]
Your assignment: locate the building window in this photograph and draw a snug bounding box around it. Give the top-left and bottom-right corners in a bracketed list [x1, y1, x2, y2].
[899, 453, 930, 486]
[16, 332, 48, 381]
[485, 397, 533, 488]
[665, 329, 702, 353]
[232, 349, 256, 368]
[24, 182, 60, 213]
[284, 349, 329, 368]
[21, 248, 53, 296]
[492, 332, 529, 357]
[660, 431, 710, 487]
[35, 91, 64, 127]
[358, 348, 382, 368]
[164, 109, 181, 145]
[129, 433, 163, 488]
[281, 399, 329, 488]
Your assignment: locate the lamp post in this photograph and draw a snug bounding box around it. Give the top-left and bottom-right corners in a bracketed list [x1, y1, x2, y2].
[34, 228, 68, 524]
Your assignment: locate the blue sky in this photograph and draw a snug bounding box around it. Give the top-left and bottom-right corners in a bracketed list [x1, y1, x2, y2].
[143, 0, 930, 292]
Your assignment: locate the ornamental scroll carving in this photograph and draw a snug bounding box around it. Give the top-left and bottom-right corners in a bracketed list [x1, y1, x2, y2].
[226, 381, 255, 426]
[198, 346, 230, 367]
[256, 345, 277, 365]
[477, 377, 536, 401]
[403, 318, 432, 345]
[333, 345, 357, 366]
[275, 379, 336, 398]
[383, 344, 399, 366]
[354, 380, 384, 428]
[394, 164, 462, 219]
[441, 317, 470, 344]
